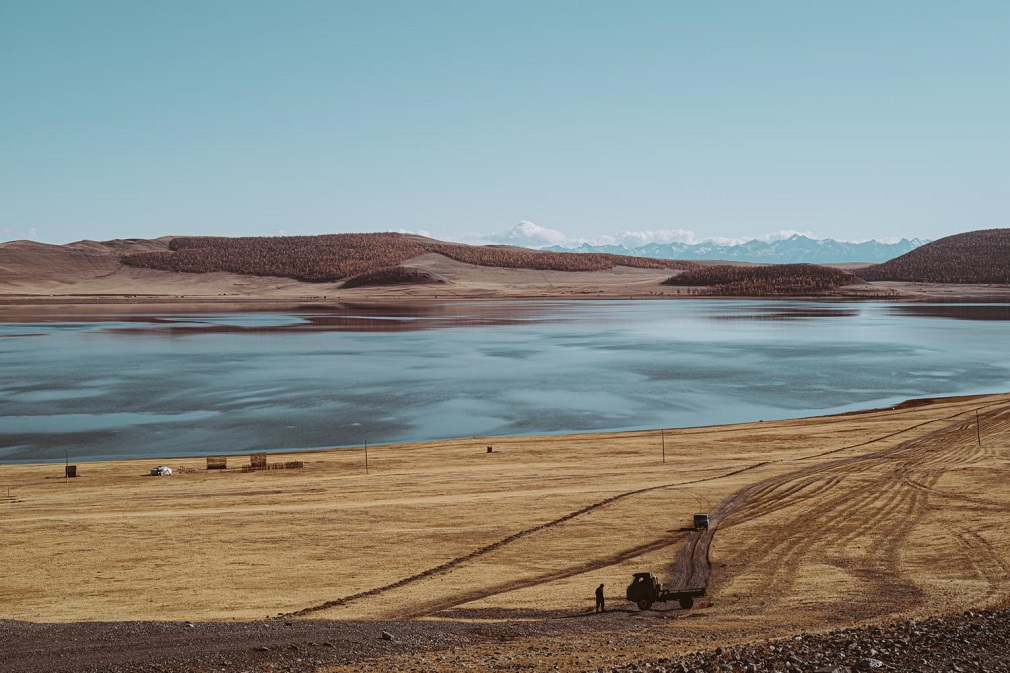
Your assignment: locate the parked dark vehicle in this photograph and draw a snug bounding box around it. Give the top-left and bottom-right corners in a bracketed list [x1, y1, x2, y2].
[625, 572, 706, 610]
[694, 513, 710, 530]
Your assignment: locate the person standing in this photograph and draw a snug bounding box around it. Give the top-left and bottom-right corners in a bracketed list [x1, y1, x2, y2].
[595, 583, 605, 612]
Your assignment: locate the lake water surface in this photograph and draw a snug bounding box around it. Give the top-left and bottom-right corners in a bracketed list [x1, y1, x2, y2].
[3, 300, 1009, 463]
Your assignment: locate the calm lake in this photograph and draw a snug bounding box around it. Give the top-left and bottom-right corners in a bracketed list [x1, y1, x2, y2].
[2, 300, 1010, 463]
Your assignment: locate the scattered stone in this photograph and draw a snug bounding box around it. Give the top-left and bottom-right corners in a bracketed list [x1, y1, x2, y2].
[606, 609, 1010, 673]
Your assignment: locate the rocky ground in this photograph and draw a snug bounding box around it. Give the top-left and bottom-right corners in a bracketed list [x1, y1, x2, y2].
[601, 610, 1010, 673]
[0, 617, 574, 673]
[5, 608, 1010, 672]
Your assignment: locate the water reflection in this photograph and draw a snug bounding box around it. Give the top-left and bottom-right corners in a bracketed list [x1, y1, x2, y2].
[5, 302, 593, 334]
[708, 306, 861, 321]
[888, 304, 1010, 321]
[2, 300, 1009, 463]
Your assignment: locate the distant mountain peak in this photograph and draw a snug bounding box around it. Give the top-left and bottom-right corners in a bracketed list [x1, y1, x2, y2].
[543, 236, 927, 264]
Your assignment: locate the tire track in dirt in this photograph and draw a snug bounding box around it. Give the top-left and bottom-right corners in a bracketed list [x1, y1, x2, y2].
[400, 532, 689, 619]
[900, 473, 1005, 510]
[671, 403, 1009, 604]
[976, 403, 1010, 455]
[727, 404, 999, 530]
[286, 402, 1007, 619]
[728, 403, 1001, 533]
[953, 529, 1010, 603]
[416, 416, 945, 614]
[731, 459, 921, 586]
[673, 478, 869, 592]
[683, 463, 910, 594]
[702, 472, 910, 603]
[797, 402, 1003, 462]
[280, 462, 769, 618]
[680, 402, 1010, 616]
[833, 475, 915, 548]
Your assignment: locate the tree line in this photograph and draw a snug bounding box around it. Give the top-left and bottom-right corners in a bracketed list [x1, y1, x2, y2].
[662, 264, 859, 296]
[124, 234, 427, 282]
[121, 233, 693, 283]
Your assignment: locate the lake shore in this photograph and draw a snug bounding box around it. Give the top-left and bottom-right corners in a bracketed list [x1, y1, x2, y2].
[4, 244, 1010, 311]
[2, 281, 1010, 326]
[4, 391, 1010, 671]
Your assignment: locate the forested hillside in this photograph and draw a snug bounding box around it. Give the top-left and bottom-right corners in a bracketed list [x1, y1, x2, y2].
[122, 233, 692, 283]
[860, 229, 1010, 284]
[663, 264, 858, 295]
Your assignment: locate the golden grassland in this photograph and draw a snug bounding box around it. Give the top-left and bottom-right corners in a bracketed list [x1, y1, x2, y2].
[4, 393, 1010, 668]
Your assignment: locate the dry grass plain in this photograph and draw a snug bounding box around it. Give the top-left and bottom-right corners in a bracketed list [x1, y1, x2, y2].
[4, 393, 1010, 670]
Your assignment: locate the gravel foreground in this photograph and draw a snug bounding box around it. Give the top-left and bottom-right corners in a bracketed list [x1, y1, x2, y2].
[4, 608, 1010, 673]
[0, 617, 575, 673]
[600, 609, 1010, 673]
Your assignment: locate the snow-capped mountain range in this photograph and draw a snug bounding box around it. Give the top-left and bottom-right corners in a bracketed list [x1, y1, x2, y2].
[544, 235, 926, 264]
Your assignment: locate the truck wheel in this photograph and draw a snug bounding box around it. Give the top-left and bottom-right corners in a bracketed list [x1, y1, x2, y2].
[636, 599, 652, 610]
[679, 597, 694, 609]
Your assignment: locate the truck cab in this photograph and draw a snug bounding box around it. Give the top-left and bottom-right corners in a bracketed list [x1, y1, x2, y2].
[693, 513, 710, 530]
[626, 572, 662, 609]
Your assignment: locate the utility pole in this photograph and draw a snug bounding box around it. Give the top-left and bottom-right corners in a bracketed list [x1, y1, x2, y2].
[976, 410, 981, 447]
[365, 440, 369, 475]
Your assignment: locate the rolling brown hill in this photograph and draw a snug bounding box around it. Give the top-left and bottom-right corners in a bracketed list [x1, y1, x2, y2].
[0, 238, 170, 285]
[0, 233, 695, 299]
[860, 228, 1010, 284]
[121, 233, 693, 282]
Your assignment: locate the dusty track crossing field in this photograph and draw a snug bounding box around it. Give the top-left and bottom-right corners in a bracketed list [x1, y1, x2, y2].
[3, 393, 1010, 671]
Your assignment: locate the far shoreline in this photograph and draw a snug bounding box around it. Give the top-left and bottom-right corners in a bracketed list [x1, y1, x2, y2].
[2, 282, 1010, 316]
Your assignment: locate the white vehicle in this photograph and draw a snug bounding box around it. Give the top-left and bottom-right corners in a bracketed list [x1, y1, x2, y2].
[150, 465, 173, 476]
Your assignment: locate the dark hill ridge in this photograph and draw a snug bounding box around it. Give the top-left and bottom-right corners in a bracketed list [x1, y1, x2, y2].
[341, 266, 447, 289]
[663, 263, 859, 296]
[122, 233, 694, 283]
[861, 228, 1010, 284]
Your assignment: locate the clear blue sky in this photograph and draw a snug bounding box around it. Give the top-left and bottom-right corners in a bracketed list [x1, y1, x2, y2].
[1, 1, 1007, 247]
